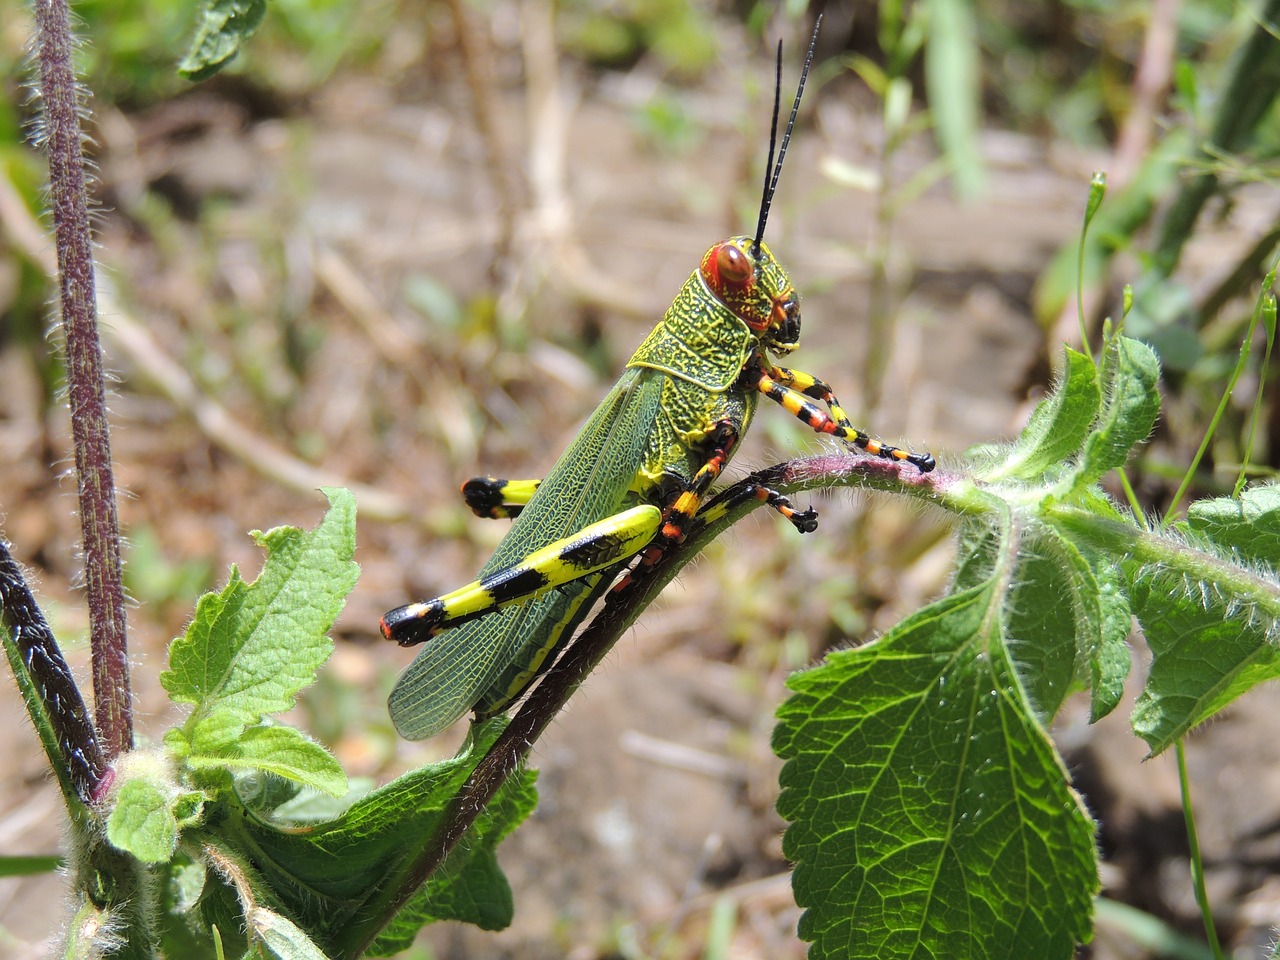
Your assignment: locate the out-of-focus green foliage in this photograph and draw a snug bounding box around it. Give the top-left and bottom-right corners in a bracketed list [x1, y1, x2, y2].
[22, 0, 399, 105]
[175, 0, 397, 88]
[559, 0, 719, 76]
[71, 0, 196, 104]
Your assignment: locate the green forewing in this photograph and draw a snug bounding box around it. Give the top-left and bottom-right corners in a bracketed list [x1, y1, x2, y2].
[388, 369, 665, 740]
[470, 572, 611, 720]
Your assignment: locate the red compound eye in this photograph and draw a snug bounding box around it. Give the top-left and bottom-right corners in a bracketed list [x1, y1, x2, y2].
[716, 243, 752, 284]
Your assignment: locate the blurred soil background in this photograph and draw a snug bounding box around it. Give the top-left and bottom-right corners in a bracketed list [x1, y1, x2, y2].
[1, 0, 1279, 957]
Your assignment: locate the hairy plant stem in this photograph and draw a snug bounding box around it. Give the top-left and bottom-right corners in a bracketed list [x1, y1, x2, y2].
[34, 0, 132, 757]
[1047, 503, 1280, 619]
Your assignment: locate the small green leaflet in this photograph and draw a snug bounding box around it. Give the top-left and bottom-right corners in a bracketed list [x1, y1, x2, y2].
[218, 718, 537, 956]
[367, 765, 538, 955]
[178, 0, 267, 81]
[971, 337, 1157, 496]
[1090, 562, 1132, 723]
[162, 487, 357, 744]
[1066, 337, 1161, 495]
[108, 491, 356, 866]
[106, 777, 180, 864]
[183, 723, 346, 799]
[980, 346, 1099, 484]
[1184, 484, 1280, 565]
[1131, 484, 1280, 753]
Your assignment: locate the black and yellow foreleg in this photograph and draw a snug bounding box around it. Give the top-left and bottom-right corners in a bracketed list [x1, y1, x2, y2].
[611, 421, 741, 593]
[381, 504, 662, 646]
[756, 365, 936, 472]
[657, 420, 739, 544]
[664, 420, 818, 537]
[695, 481, 818, 534]
[461, 477, 543, 519]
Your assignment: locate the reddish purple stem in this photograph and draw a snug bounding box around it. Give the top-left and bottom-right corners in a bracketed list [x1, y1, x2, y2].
[34, 0, 132, 758]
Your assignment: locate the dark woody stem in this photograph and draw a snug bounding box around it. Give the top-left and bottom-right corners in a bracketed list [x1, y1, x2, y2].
[0, 540, 107, 801]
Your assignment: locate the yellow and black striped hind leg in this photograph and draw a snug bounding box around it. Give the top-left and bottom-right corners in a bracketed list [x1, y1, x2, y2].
[755, 365, 936, 472]
[617, 418, 819, 590]
[461, 477, 543, 519]
[380, 504, 663, 646]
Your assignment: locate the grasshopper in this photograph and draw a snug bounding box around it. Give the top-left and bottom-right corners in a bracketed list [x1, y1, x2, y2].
[381, 20, 935, 740]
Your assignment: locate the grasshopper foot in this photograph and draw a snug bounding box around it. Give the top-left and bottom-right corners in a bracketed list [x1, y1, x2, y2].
[906, 451, 936, 473]
[789, 506, 819, 533]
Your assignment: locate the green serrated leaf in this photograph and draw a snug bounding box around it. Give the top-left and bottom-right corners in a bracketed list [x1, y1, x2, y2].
[368, 770, 538, 955]
[950, 517, 1002, 593]
[774, 583, 1098, 959]
[187, 725, 347, 798]
[1068, 338, 1161, 493]
[162, 489, 358, 730]
[1183, 484, 1280, 565]
[107, 778, 180, 863]
[983, 347, 1100, 482]
[1130, 567, 1280, 753]
[1006, 531, 1098, 721]
[178, 0, 268, 81]
[189, 710, 246, 754]
[1010, 531, 1132, 725]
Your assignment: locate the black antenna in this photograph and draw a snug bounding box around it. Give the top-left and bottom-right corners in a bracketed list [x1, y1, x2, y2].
[753, 41, 783, 258]
[752, 15, 823, 256]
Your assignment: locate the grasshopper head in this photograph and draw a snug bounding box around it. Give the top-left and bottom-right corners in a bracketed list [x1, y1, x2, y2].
[699, 236, 801, 356]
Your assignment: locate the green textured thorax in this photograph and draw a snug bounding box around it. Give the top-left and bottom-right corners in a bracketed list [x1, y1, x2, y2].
[633, 374, 757, 488]
[626, 270, 755, 392]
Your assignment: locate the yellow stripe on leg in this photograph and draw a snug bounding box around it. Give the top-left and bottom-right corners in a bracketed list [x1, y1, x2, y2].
[391, 505, 663, 641]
